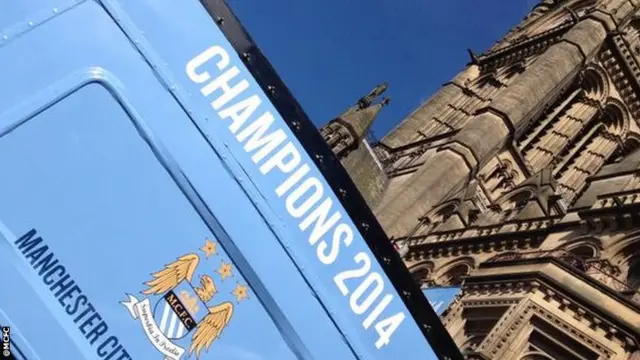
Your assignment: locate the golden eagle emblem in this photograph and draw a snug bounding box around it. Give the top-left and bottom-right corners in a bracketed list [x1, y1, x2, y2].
[121, 239, 249, 360]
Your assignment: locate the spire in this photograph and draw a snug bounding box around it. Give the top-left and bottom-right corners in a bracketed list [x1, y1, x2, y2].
[338, 97, 390, 141]
[357, 82, 389, 109]
[320, 83, 390, 159]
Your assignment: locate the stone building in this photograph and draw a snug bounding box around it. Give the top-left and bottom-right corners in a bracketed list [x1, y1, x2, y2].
[320, 1, 640, 359]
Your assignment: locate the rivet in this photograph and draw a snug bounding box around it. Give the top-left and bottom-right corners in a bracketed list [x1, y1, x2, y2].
[216, 17, 224, 25]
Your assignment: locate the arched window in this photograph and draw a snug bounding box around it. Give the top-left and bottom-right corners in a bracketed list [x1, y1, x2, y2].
[438, 264, 470, 285]
[567, 244, 597, 259]
[505, 190, 533, 209]
[491, 188, 535, 221]
[411, 267, 430, 285]
[415, 202, 458, 237]
[435, 259, 474, 286]
[564, 244, 598, 272]
[409, 262, 435, 287]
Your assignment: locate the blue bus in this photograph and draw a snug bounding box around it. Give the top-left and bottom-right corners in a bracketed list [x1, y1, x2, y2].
[0, 1, 462, 359]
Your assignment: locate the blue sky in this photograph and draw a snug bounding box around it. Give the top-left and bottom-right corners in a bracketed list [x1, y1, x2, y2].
[228, 0, 536, 138]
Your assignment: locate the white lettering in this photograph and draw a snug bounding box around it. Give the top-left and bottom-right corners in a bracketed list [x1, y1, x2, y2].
[260, 142, 300, 175]
[374, 312, 405, 349]
[334, 252, 371, 296]
[363, 294, 392, 329]
[185, 45, 230, 84]
[350, 272, 384, 315]
[285, 177, 323, 218]
[219, 95, 262, 133]
[186, 45, 406, 350]
[299, 198, 341, 246]
[276, 164, 310, 197]
[236, 112, 287, 164]
[317, 223, 353, 265]
[204, 66, 249, 110]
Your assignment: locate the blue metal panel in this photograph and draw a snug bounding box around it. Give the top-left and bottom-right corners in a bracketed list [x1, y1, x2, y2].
[422, 287, 462, 316]
[0, 1, 460, 359]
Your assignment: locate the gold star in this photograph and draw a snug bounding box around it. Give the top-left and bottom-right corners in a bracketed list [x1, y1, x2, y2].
[232, 283, 249, 302]
[200, 239, 217, 259]
[217, 261, 233, 281]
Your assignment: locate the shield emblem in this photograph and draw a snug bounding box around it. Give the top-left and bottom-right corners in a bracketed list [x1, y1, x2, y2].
[153, 280, 208, 340]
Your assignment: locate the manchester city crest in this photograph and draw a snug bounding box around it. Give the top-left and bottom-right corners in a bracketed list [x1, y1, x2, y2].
[121, 238, 250, 359]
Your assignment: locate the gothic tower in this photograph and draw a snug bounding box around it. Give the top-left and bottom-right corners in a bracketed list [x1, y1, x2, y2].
[320, 83, 390, 207]
[321, 1, 640, 359]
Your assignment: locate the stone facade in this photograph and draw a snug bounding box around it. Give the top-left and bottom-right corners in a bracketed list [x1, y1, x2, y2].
[320, 1, 640, 359]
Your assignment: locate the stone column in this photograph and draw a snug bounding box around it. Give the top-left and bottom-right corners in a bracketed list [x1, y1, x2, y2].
[524, 98, 600, 173]
[557, 132, 619, 203]
[378, 19, 608, 237]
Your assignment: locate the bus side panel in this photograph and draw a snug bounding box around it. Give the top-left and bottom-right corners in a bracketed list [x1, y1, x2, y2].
[100, 0, 441, 358]
[0, 2, 358, 359]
